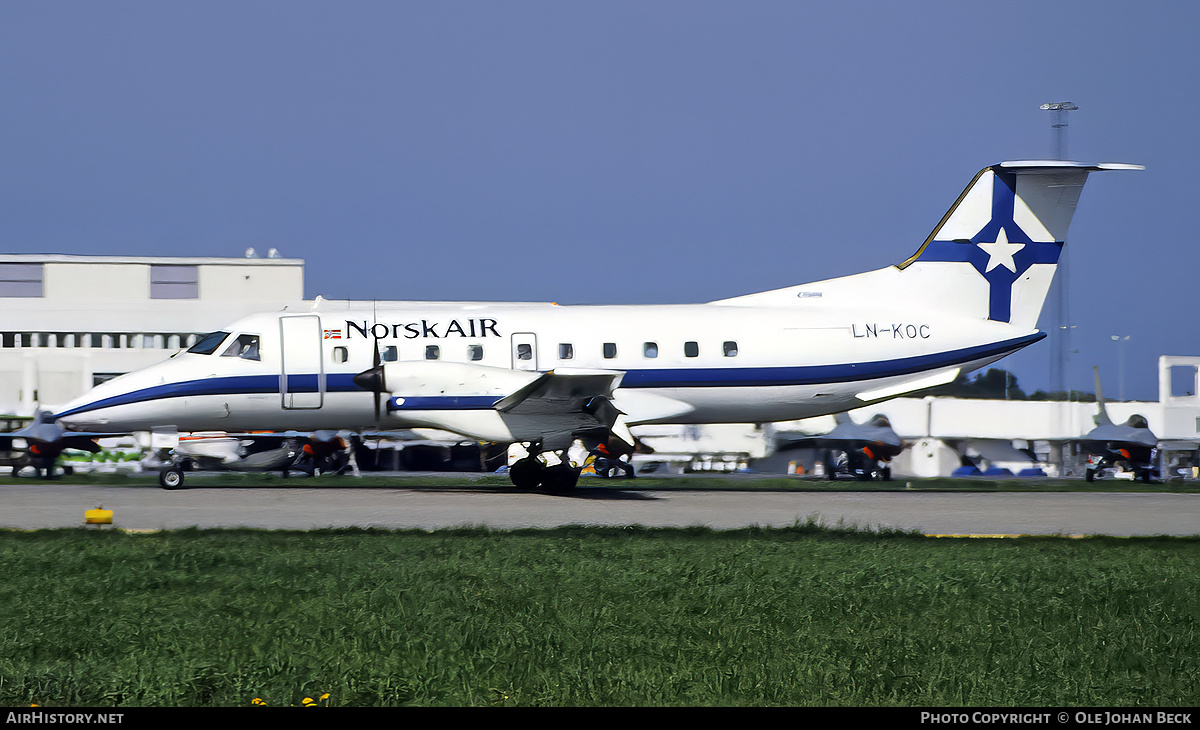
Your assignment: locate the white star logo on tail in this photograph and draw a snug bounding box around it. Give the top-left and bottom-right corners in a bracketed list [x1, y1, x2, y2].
[976, 227, 1025, 272]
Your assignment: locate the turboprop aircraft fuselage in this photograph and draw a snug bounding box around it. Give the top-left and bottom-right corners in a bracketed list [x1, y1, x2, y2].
[55, 297, 1039, 437]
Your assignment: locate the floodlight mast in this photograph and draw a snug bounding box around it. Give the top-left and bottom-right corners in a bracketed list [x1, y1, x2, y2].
[1112, 335, 1131, 402]
[1040, 101, 1079, 160]
[1042, 102, 1080, 390]
[1041, 101, 1079, 475]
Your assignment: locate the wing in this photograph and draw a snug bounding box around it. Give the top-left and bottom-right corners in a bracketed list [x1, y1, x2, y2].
[370, 362, 638, 450]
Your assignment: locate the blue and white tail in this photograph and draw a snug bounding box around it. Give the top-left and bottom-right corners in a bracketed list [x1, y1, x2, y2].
[713, 161, 1142, 331]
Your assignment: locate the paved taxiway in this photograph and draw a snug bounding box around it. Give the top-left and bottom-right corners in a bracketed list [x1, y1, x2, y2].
[2, 482, 1199, 536]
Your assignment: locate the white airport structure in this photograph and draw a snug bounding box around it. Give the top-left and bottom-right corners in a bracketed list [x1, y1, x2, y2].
[0, 253, 304, 416]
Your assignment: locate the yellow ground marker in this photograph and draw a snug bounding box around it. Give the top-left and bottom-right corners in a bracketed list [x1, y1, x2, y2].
[84, 507, 113, 526]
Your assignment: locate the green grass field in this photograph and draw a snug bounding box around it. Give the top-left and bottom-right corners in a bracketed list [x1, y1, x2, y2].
[2, 525, 1198, 707]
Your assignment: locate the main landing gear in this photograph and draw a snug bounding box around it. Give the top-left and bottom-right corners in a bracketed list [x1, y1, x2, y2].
[508, 448, 581, 493]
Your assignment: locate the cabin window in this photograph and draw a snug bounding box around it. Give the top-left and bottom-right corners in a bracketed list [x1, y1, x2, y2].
[516, 343, 533, 361]
[644, 342, 658, 358]
[468, 344, 484, 361]
[559, 343, 574, 360]
[332, 346, 348, 363]
[221, 334, 261, 361]
[425, 345, 440, 360]
[603, 342, 617, 359]
[188, 331, 229, 355]
[382, 345, 398, 362]
[684, 341, 699, 358]
[723, 341, 738, 357]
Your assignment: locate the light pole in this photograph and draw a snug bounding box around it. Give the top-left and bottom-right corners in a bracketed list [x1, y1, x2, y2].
[1040, 101, 1079, 160]
[1041, 101, 1079, 476]
[1111, 335, 1131, 401]
[1042, 102, 1079, 408]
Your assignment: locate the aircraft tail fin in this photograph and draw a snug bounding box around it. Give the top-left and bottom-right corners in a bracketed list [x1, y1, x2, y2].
[712, 161, 1141, 331]
[1093, 365, 1115, 427]
[894, 161, 1142, 328]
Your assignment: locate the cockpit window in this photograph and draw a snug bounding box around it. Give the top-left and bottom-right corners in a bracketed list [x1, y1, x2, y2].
[187, 331, 230, 355]
[221, 334, 261, 361]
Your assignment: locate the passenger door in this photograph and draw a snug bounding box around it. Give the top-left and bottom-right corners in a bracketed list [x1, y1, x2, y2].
[279, 315, 324, 409]
[511, 333, 538, 371]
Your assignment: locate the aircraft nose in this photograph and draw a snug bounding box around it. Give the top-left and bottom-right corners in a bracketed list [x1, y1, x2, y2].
[54, 394, 110, 430]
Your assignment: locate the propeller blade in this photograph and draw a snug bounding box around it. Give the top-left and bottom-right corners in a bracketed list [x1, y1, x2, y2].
[350, 326, 388, 423]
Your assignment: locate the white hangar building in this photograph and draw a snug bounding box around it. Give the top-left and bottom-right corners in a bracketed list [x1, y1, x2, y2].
[0, 253, 304, 416]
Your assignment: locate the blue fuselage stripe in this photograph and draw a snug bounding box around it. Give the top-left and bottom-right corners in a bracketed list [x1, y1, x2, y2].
[54, 333, 1043, 418]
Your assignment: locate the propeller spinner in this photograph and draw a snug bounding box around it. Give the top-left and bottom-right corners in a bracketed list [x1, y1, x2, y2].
[352, 341, 387, 422]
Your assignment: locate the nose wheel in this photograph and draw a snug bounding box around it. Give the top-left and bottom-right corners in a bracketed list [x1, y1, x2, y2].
[159, 467, 186, 489]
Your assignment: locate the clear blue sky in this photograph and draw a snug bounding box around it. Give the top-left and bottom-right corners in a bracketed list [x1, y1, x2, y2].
[3, 1, 1196, 401]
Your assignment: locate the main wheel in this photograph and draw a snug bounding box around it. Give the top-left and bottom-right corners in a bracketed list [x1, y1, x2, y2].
[159, 468, 185, 490]
[541, 464, 580, 493]
[509, 458, 543, 490]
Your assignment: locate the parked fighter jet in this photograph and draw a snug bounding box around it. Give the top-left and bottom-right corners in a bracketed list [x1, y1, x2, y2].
[1081, 367, 1158, 482]
[779, 412, 903, 480]
[0, 410, 126, 478]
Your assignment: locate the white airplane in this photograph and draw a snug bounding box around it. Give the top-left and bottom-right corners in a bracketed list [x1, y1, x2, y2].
[54, 160, 1141, 490]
